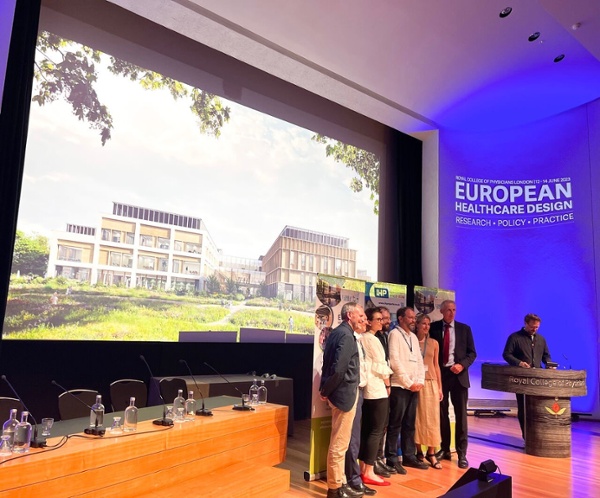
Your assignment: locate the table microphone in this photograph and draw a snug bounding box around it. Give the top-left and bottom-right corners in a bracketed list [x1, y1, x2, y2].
[1, 374, 46, 448]
[139, 355, 174, 426]
[203, 362, 254, 411]
[179, 359, 213, 416]
[51, 380, 105, 436]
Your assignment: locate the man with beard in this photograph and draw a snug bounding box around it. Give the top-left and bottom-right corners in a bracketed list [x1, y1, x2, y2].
[385, 307, 429, 473]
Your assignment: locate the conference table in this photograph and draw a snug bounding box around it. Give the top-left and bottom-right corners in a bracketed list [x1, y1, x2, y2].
[148, 374, 295, 435]
[0, 396, 289, 497]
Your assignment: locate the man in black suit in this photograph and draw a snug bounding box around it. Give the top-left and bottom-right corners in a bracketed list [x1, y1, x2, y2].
[430, 300, 476, 469]
[502, 313, 553, 439]
[320, 302, 366, 498]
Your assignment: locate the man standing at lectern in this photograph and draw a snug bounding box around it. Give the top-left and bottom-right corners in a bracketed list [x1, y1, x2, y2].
[502, 313, 553, 439]
[430, 300, 477, 469]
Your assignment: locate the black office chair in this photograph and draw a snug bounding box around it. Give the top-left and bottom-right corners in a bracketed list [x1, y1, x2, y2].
[0, 396, 25, 417]
[109, 379, 147, 411]
[57, 389, 99, 420]
[159, 377, 188, 404]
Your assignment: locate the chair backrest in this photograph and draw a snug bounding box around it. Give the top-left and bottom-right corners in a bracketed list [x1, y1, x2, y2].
[109, 379, 147, 412]
[159, 377, 188, 405]
[0, 397, 25, 418]
[58, 389, 99, 421]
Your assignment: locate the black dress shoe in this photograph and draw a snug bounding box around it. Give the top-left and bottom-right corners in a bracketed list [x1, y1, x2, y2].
[458, 457, 469, 469]
[342, 484, 364, 497]
[386, 460, 407, 475]
[435, 449, 452, 460]
[373, 460, 391, 477]
[348, 482, 376, 496]
[379, 459, 397, 474]
[326, 487, 349, 498]
[403, 458, 430, 470]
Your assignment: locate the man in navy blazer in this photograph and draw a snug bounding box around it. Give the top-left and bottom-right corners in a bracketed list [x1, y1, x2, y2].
[429, 300, 477, 469]
[320, 302, 366, 498]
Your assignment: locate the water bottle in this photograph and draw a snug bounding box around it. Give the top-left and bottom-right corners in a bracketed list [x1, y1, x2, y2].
[258, 380, 268, 404]
[173, 389, 186, 422]
[185, 391, 197, 421]
[1, 409, 18, 449]
[90, 395, 105, 429]
[13, 411, 32, 454]
[249, 378, 259, 406]
[123, 397, 138, 432]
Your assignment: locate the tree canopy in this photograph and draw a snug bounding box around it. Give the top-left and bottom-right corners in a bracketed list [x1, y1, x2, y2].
[313, 134, 380, 214]
[33, 31, 231, 145]
[12, 231, 49, 276]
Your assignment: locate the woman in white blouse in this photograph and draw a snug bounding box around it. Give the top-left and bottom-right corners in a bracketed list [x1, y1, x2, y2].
[358, 308, 394, 486]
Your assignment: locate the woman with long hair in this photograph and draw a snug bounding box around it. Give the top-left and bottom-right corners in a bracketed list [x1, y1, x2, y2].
[414, 313, 443, 469]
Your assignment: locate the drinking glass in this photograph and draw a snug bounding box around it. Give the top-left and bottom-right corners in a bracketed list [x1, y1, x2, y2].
[41, 417, 54, 437]
[110, 416, 122, 434]
[0, 435, 11, 456]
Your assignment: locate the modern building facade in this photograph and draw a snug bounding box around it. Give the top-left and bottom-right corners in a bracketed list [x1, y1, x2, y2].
[262, 226, 357, 301]
[47, 202, 220, 292]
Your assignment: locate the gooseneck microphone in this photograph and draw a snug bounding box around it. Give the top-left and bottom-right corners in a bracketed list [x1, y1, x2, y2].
[1, 374, 46, 448]
[179, 359, 213, 417]
[139, 355, 174, 426]
[203, 362, 253, 411]
[51, 380, 105, 436]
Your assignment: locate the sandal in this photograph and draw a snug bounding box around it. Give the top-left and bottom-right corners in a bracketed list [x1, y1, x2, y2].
[416, 450, 425, 462]
[426, 453, 442, 469]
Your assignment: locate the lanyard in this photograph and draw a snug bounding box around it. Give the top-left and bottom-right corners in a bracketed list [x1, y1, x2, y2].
[420, 338, 428, 359]
[401, 330, 413, 353]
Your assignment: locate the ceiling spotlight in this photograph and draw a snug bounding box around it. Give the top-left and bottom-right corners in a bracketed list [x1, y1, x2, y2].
[499, 7, 513, 18]
[572, 22, 581, 30]
[554, 54, 565, 63]
[528, 32, 540, 42]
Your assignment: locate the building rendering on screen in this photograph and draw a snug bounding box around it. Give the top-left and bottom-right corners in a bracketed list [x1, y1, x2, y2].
[46, 202, 220, 293]
[46, 206, 359, 301]
[262, 226, 357, 301]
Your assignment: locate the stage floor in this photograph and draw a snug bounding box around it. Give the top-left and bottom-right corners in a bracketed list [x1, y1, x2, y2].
[277, 412, 600, 498]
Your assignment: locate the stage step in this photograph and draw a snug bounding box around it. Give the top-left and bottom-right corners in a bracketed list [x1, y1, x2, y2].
[136, 463, 290, 498]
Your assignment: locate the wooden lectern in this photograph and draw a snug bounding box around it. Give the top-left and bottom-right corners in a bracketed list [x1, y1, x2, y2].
[481, 363, 586, 457]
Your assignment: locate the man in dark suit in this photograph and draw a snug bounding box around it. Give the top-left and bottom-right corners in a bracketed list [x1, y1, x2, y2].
[429, 300, 477, 469]
[320, 302, 366, 498]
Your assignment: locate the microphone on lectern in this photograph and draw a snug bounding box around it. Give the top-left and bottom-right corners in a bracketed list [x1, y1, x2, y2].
[51, 380, 105, 436]
[179, 359, 212, 417]
[139, 355, 174, 426]
[203, 362, 254, 411]
[1, 374, 46, 447]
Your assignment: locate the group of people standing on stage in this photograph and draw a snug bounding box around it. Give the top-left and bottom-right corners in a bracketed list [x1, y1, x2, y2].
[320, 299, 477, 498]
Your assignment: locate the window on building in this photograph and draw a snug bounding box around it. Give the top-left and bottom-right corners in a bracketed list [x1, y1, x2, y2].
[58, 245, 82, 262]
[183, 262, 200, 275]
[112, 231, 121, 243]
[309, 255, 314, 271]
[109, 252, 122, 266]
[140, 234, 154, 247]
[290, 250, 295, 268]
[101, 229, 110, 241]
[335, 258, 342, 275]
[158, 237, 170, 250]
[138, 255, 156, 270]
[123, 254, 133, 268]
[185, 243, 200, 254]
[174, 240, 183, 251]
[125, 232, 135, 244]
[159, 258, 168, 271]
[172, 260, 181, 273]
[301, 253, 306, 269]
